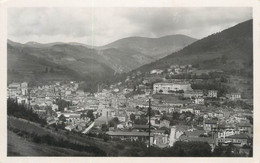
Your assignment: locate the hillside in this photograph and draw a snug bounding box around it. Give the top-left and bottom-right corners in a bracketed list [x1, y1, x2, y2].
[131, 19, 253, 74]
[100, 35, 197, 58]
[8, 130, 96, 156]
[8, 34, 196, 83]
[7, 42, 115, 84]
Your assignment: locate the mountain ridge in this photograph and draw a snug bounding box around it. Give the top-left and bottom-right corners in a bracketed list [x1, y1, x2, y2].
[129, 19, 253, 75]
[8, 34, 197, 76]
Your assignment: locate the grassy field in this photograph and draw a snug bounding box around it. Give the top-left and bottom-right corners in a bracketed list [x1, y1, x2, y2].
[8, 130, 94, 156]
[7, 116, 146, 156]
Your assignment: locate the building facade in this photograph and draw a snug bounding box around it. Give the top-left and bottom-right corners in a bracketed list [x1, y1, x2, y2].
[153, 83, 192, 94]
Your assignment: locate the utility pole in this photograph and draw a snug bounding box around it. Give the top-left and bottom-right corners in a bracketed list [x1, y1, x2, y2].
[58, 90, 62, 111]
[148, 98, 152, 153]
[27, 88, 31, 109]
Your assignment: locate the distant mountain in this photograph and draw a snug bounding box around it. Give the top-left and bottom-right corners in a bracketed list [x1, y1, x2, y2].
[67, 42, 97, 49]
[24, 41, 65, 48]
[7, 42, 115, 84]
[132, 20, 253, 74]
[8, 39, 24, 47]
[100, 35, 197, 59]
[8, 34, 196, 84]
[96, 34, 197, 72]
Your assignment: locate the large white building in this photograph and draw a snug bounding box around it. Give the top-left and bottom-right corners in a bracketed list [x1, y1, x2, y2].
[153, 82, 192, 94]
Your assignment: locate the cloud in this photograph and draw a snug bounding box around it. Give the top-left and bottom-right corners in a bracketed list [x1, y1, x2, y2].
[8, 7, 252, 46]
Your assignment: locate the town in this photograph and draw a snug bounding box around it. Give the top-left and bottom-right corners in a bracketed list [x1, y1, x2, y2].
[7, 63, 253, 156]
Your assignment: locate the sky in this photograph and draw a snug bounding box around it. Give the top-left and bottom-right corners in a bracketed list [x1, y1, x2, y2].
[8, 7, 252, 46]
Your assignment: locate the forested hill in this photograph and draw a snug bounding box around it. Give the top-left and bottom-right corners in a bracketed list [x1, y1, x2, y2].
[131, 19, 253, 74]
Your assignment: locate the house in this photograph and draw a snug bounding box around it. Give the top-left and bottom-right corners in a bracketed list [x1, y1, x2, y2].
[8, 83, 22, 97]
[151, 117, 160, 127]
[153, 130, 169, 148]
[194, 97, 204, 105]
[65, 90, 72, 96]
[238, 123, 252, 135]
[213, 112, 224, 119]
[208, 90, 218, 98]
[179, 108, 194, 114]
[226, 93, 241, 100]
[216, 133, 249, 147]
[175, 125, 192, 139]
[160, 119, 170, 128]
[167, 68, 172, 72]
[150, 69, 164, 75]
[46, 117, 57, 125]
[183, 90, 203, 98]
[170, 64, 179, 69]
[217, 128, 240, 138]
[9, 82, 21, 89]
[174, 67, 182, 74]
[194, 109, 201, 115]
[117, 123, 125, 129]
[125, 121, 133, 128]
[203, 119, 218, 132]
[117, 114, 127, 122]
[52, 104, 59, 111]
[168, 107, 175, 113]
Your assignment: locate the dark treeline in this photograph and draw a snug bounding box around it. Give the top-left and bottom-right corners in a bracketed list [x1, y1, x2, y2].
[7, 98, 46, 125]
[145, 141, 211, 157]
[147, 142, 250, 157]
[118, 140, 250, 157]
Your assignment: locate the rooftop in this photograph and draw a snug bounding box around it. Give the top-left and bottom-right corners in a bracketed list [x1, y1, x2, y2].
[154, 82, 190, 85]
[226, 134, 249, 139]
[179, 135, 215, 144]
[106, 131, 152, 137]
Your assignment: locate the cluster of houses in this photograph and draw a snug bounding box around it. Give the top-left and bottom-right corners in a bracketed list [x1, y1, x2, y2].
[7, 77, 252, 155]
[153, 82, 241, 101]
[150, 64, 193, 75]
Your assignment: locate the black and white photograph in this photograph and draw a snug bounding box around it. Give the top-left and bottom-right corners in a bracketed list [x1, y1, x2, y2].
[1, 0, 259, 160]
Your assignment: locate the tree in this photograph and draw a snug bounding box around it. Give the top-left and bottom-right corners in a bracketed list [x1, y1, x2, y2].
[46, 106, 57, 117]
[130, 113, 136, 122]
[59, 114, 66, 123]
[7, 98, 46, 125]
[134, 114, 148, 124]
[109, 117, 119, 127]
[101, 124, 108, 132]
[86, 110, 95, 121]
[171, 141, 212, 156]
